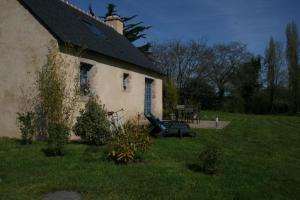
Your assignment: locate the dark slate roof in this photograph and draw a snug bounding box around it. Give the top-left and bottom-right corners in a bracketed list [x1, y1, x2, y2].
[19, 0, 162, 75]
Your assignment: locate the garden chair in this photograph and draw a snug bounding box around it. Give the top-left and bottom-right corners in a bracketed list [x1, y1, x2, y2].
[184, 105, 194, 123]
[145, 112, 194, 137]
[176, 105, 185, 121]
[107, 109, 125, 135]
[192, 109, 201, 124]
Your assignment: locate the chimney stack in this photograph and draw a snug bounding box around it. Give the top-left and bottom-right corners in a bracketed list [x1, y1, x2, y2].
[105, 15, 123, 35]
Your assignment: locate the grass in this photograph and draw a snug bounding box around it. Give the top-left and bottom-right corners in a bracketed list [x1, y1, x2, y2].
[0, 112, 300, 199]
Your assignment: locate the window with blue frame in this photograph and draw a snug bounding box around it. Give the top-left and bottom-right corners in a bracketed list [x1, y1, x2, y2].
[144, 78, 153, 115]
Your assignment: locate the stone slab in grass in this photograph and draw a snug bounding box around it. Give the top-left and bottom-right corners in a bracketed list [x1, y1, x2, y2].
[43, 191, 81, 200]
[189, 120, 230, 129]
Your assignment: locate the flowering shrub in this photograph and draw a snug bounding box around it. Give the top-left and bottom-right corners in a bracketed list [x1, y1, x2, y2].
[107, 120, 152, 164]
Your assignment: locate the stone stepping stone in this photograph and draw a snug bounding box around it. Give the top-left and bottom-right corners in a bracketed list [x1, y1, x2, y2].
[189, 120, 230, 129]
[43, 191, 81, 200]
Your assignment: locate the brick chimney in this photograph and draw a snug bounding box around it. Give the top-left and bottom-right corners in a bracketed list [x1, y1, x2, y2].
[105, 15, 123, 35]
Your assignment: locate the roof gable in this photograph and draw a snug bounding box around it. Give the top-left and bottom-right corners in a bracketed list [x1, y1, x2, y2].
[19, 0, 161, 75]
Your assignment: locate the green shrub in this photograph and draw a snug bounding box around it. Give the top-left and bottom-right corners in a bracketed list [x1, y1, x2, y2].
[73, 96, 111, 145]
[107, 120, 152, 164]
[198, 143, 223, 175]
[163, 79, 178, 118]
[17, 112, 36, 144]
[44, 122, 69, 156]
[35, 41, 79, 134]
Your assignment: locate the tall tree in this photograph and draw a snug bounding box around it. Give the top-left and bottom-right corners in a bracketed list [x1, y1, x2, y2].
[207, 42, 252, 108]
[264, 37, 285, 113]
[151, 40, 211, 101]
[265, 37, 277, 112]
[163, 78, 178, 116]
[122, 15, 152, 54]
[153, 40, 210, 85]
[286, 21, 299, 114]
[233, 57, 261, 113]
[299, 63, 300, 109]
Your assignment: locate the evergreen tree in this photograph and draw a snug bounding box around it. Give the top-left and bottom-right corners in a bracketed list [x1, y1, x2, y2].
[103, 4, 152, 55]
[105, 3, 117, 17]
[122, 15, 152, 54]
[286, 21, 299, 114]
[233, 57, 261, 113]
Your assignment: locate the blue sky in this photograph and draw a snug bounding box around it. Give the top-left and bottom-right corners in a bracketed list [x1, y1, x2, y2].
[68, 0, 300, 55]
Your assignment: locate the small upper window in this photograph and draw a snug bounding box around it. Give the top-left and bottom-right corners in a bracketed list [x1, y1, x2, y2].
[80, 63, 92, 96]
[123, 73, 129, 91]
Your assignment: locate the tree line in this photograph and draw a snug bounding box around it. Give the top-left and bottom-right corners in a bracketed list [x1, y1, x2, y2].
[151, 22, 299, 115]
[89, 3, 299, 115]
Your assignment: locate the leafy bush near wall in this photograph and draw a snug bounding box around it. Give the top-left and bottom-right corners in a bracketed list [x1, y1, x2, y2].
[73, 96, 111, 145]
[34, 41, 80, 156]
[44, 122, 69, 156]
[17, 112, 36, 144]
[16, 41, 81, 154]
[163, 79, 178, 118]
[198, 143, 223, 175]
[107, 120, 152, 164]
[35, 41, 80, 136]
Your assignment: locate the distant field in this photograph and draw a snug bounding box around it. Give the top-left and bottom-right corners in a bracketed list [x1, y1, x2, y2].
[0, 112, 300, 199]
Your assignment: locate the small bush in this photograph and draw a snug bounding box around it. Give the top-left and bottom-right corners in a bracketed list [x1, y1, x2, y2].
[107, 120, 152, 164]
[44, 122, 69, 156]
[17, 112, 36, 144]
[163, 79, 178, 118]
[73, 96, 111, 145]
[198, 143, 223, 175]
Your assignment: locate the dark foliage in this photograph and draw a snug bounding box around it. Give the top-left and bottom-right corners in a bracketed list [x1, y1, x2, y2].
[163, 79, 178, 117]
[17, 112, 36, 144]
[182, 77, 217, 110]
[44, 122, 69, 156]
[105, 4, 117, 18]
[286, 21, 299, 114]
[100, 3, 152, 55]
[229, 57, 262, 113]
[198, 143, 223, 175]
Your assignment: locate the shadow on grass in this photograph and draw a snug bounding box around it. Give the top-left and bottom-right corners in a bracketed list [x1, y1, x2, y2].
[186, 164, 222, 176]
[186, 164, 202, 172]
[42, 148, 65, 157]
[82, 146, 106, 162]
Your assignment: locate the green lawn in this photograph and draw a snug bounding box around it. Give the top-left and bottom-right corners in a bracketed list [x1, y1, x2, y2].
[1, 112, 300, 199]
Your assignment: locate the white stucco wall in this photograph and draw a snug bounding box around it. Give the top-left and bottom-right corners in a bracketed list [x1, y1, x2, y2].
[0, 0, 163, 138]
[0, 0, 56, 137]
[76, 55, 163, 122]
